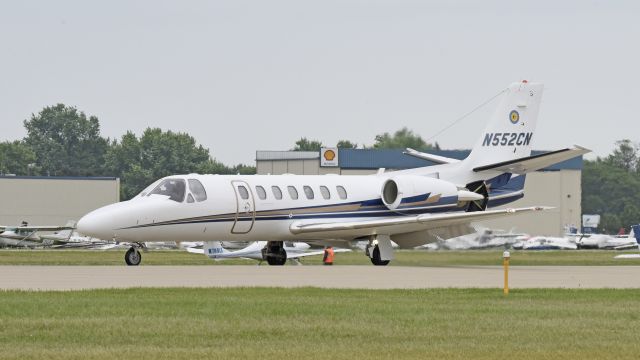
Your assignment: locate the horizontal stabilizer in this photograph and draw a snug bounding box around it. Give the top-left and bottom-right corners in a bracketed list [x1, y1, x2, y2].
[404, 148, 461, 165]
[473, 146, 590, 174]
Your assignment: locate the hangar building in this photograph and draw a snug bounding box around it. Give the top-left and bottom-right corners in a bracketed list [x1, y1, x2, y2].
[256, 149, 583, 237]
[0, 176, 119, 226]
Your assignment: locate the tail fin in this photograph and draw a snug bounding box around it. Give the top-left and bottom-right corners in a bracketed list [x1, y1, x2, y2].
[463, 81, 544, 169]
[204, 241, 229, 258]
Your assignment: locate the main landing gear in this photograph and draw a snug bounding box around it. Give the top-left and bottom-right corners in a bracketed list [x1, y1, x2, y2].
[124, 243, 146, 266]
[365, 235, 393, 266]
[262, 241, 287, 266]
[369, 245, 390, 266]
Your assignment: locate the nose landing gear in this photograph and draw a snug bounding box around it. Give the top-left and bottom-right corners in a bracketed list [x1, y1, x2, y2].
[124, 243, 146, 266]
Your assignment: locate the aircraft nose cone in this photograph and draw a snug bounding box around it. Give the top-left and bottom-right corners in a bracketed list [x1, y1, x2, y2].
[77, 205, 118, 240]
[77, 212, 103, 239]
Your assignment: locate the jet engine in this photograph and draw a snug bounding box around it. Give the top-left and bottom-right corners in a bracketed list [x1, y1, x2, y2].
[380, 175, 486, 211]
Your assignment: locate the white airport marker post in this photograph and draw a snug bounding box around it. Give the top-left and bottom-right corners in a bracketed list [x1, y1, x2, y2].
[503, 250, 510, 296]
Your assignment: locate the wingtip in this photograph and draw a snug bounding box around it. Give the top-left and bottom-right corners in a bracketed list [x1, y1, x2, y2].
[572, 145, 592, 153]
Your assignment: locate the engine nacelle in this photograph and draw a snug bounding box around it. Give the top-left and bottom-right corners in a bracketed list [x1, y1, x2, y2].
[380, 175, 459, 210]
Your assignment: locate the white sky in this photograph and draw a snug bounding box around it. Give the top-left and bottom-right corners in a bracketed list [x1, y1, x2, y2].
[1, 0, 639, 165]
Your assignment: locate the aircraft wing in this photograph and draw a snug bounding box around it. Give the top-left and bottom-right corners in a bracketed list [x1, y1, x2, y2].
[186, 247, 205, 254]
[0, 225, 75, 232]
[472, 146, 590, 174]
[289, 206, 550, 246]
[288, 248, 351, 259]
[91, 243, 120, 250]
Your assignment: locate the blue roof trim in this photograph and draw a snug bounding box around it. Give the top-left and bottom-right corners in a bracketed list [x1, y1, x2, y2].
[338, 149, 583, 171]
[0, 175, 118, 181]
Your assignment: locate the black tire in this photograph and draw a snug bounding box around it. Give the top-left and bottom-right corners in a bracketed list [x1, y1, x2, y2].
[370, 245, 390, 266]
[266, 248, 287, 266]
[125, 247, 141, 266]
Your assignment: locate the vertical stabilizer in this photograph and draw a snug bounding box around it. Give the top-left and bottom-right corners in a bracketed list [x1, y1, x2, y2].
[463, 81, 544, 169]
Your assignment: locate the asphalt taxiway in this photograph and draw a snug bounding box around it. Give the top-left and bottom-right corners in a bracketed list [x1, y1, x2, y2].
[1, 265, 639, 290]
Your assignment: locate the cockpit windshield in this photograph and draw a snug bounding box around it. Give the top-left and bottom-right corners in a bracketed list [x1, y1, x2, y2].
[137, 180, 161, 198]
[147, 178, 186, 202]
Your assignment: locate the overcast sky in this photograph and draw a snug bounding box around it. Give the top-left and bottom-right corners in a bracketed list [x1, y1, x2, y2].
[1, 1, 639, 165]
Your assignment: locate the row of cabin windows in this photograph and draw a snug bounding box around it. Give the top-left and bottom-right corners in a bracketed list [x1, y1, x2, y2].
[237, 185, 348, 201]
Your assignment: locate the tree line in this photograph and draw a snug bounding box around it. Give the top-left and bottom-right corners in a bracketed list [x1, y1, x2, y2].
[582, 140, 640, 233]
[291, 128, 440, 151]
[0, 104, 440, 200]
[0, 104, 255, 200]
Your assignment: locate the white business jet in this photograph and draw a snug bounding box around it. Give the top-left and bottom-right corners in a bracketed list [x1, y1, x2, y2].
[187, 241, 350, 264]
[77, 81, 590, 266]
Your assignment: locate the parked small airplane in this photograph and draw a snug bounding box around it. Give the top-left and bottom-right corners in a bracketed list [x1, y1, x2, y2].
[423, 227, 528, 250]
[77, 81, 590, 266]
[614, 225, 640, 259]
[0, 221, 76, 248]
[187, 241, 350, 264]
[575, 228, 639, 250]
[512, 236, 577, 250]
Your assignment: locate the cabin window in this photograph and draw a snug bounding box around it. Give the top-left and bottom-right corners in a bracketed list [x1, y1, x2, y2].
[188, 179, 207, 202]
[255, 186, 267, 200]
[238, 185, 249, 200]
[287, 186, 299, 200]
[272, 186, 283, 200]
[187, 194, 195, 203]
[148, 178, 186, 202]
[336, 185, 347, 200]
[303, 186, 314, 199]
[319, 186, 330, 200]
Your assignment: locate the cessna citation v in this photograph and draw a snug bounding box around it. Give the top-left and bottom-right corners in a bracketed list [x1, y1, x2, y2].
[77, 81, 589, 266]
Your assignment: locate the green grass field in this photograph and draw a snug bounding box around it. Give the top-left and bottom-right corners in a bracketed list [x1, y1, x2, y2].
[1, 288, 639, 359]
[0, 249, 639, 266]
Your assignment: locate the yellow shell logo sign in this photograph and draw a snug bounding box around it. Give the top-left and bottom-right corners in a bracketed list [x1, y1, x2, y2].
[509, 110, 520, 124]
[324, 149, 336, 161]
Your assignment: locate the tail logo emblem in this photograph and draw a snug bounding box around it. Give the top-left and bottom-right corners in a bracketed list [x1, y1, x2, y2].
[509, 110, 520, 124]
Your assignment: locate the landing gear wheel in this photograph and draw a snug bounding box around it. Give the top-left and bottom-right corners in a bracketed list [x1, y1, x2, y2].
[264, 241, 287, 266]
[266, 247, 287, 266]
[370, 245, 390, 266]
[125, 247, 142, 266]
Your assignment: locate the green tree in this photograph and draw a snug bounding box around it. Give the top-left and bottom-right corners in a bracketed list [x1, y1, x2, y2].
[292, 138, 323, 151]
[373, 127, 439, 150]
[582, 157, 640, 232]
[605, 139, 638, 172]
[23, 104, 109, 176]
[106, 128, 256, 199]
[337, 140, 358, 149]
[107, 128, 214, 199]
[0, 141, 38, 175]
[230, 163, 257, 175]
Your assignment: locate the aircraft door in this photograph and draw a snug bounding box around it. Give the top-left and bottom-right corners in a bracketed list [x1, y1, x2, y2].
[231, 180, 256, 234]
